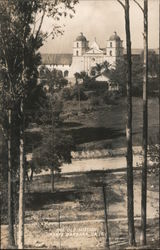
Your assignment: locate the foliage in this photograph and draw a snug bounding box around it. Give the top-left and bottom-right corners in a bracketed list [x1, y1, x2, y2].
[0, 0, 78, 246]
[0, 0, 78, 141]
[141, 50, 159, 78]
[61, 87, 72, 100]
[83, 81, 108, 92]
[148, 144, 159, 166]
[148, 135, 160, 175]
[109, 52, 159, 97]
[90, 61, 110, 77]
[90, 96, 101, 106]
[0, 0, 47, 179]
[32, 129, 74, 174]
[103, 91, 120, 105]
[109, 58, 127, 95]
[61, 86, 88, 101]
[26, 78, 74, 180]
[74, 71, 90, 84]
[71, 85, 88, 101]
[39, 66, 68, 90]
[0, 0, 78, 178]
[131, 56, 143, 96]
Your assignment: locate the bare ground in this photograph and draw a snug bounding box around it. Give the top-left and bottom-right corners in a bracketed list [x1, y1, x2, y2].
[1, 170, 159, 249]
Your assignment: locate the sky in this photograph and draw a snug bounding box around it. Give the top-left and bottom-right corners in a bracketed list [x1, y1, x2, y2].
[40, 0, 159, 54]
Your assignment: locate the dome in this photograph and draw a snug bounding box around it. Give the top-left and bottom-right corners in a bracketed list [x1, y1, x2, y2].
[76, 32, 87, 42]
[109, 32, 121, 41]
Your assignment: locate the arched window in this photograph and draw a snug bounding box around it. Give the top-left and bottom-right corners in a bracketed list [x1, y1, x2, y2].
[77, 42, 79, 47]
[76, 50, 79, 56]
[110, 42, 112, 47]
[64, 70, 69, 77]
[110, 50, 112, 56]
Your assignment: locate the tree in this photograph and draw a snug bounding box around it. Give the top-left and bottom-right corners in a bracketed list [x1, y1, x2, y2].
[109, 58, 127, 95]
[0, 0, 77, 248]
[0, 11, 15, 246]
[32, 89, 74, 192]
[133, 0, 148, 245]
[31, 67, 74, 192]
[147, 51, 158, 78]
[90, 61, 110, 78]
[117, 0, 135, 246]
[33, 129, 74, 192]
[74, 72, 81, 112]
[39, 65, 68, 90]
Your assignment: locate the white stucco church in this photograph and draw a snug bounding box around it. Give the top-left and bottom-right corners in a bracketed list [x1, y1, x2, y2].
[68, 31, 123, 78]
[41, 31, 123, 82]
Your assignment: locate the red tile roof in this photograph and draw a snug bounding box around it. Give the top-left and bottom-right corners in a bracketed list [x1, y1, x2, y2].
[41, 53, 72, 65]
[41, 48, 158, 65]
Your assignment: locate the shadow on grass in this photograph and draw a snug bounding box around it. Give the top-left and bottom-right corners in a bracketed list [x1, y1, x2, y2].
[65, 127, 125, 145]
[25, 184, 123, 211]
[25, 190, 85, 210]
[61, 122, 83, 128]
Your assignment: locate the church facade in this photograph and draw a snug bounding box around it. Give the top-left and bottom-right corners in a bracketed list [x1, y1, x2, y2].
[68, 31, 123, 79]
[41, 31, 123, 82]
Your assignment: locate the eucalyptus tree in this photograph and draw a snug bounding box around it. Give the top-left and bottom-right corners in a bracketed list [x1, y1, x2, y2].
[133, 0, 148, 245]
[117, 0, 135, 246]
[0, 0, 77, 248]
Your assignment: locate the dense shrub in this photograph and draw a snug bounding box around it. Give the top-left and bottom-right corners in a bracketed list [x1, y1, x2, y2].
[90, 96, 101, 106]
[84, 81, 108, 92]
[132, 77, 159, 97]
[148, 78, 159, 97]
[61, 88, 72, 100]
[103, 91, 120, 105]
[71, 86, 88, 101]
[61, 86, 88, 101]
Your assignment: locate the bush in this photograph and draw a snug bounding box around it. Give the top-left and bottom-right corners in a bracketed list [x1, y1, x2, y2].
[90, 96, 101, 106]
[61, 88, 72, 100]
[84, 81, 108, 92]
[71, 86, 88, 101]
[148, 78, 159, 97]
[103, 91, 120, 105]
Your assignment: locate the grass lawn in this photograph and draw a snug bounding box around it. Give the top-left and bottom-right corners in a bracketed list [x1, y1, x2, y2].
[2, 170, 159, 249]
[61, 97, 159, 150]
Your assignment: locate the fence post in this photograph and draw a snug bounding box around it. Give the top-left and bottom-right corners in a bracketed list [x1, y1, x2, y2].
[102, 184, 110, 249]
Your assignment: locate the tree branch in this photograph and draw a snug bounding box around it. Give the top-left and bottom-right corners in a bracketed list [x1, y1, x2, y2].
[117, 0, 125, 9]
[1, 47, 13, 89]
[133, 0, 144, 13]
[34, 9, 45, 42]
[32, 13, 37, 36]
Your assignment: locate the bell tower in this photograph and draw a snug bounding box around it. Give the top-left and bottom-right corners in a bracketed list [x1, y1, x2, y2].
[73, 32, 88, 57]
[106, 31, 123, 64]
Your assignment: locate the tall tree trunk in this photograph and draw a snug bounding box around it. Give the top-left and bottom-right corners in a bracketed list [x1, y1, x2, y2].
[102, 185, 110, 249]
[50, 100, 55, 193]
[124, 0, 135, 245]
[8, 109, 15, 247]
[158, 0, 160, 245]
[75, 77, 81, 112]
[117, 1, 135, 244]
[30, 167, 34, 182]
[141, 0, 148, 245]
[78, 83, 81, 113]
[51, 167, 54, 192]
[17, 101, 25, 249]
